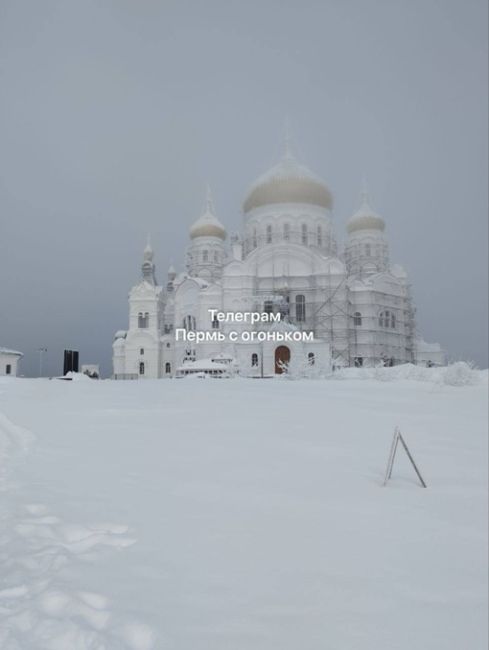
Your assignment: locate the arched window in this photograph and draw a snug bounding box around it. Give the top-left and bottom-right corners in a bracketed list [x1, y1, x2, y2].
[165, 362, 171, 374]
[251, 353, 259, 367]
[139, 362, 145, 375]
[308, 352, 315, 366]
[317, 225, 322, 247]
[6, 364, 11, 375]
[353, 312, 362, 326]
[183, 315, 196, 331]
[211, 317, 219, 329]
[301, 223, 308, 245]
[391, 313, 396, 329]
[283, 223, 290, 241]
[296, 294, 306, 322]
[203, 250, 209, 263]
[266, 224, 272, 244]
[138, 312, 149, 328]
[140, 348, 144, 355]
[365, 244, 371, 257]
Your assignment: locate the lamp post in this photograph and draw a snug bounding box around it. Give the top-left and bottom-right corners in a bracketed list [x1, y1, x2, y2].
[38, 348, 47, 377]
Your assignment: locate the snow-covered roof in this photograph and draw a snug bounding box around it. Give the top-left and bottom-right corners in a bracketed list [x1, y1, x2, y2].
[177, 359, 229, 372]
[191, 276, 210, 289]
[179, 274, 213, 290]
[130, 280, 163, 298]
[0, 347, 23, 357]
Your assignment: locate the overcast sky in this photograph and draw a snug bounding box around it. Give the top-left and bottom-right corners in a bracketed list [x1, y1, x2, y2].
[0, 0, 487, 377]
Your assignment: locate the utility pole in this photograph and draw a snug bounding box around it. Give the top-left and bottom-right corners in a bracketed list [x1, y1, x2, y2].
[38, 348, 47, 377]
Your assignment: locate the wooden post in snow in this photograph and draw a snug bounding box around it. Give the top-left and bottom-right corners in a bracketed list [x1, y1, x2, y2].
[383, 427, 427, 488]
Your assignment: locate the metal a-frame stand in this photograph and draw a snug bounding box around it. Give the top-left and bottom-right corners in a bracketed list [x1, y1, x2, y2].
[383, 427, 427, 488]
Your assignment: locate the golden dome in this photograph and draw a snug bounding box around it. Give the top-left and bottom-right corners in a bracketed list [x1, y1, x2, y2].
[347, 192, 385, 234]
[190, 217, 226, 239]
[189, 187, 227, 240]
[243, 154, 333, 213]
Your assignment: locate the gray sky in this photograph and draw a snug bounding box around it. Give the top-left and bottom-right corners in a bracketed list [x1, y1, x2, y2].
[1, 0, 487, 377]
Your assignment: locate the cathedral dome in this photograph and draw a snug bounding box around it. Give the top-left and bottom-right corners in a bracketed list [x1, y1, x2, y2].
[190, 214, 226, 239]
[189, 187, 227, 240]
[243, 152, 333, 213]
[347, 191, 385, 234]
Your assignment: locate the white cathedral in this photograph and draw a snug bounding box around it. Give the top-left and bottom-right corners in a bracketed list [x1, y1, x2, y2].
[112, 143, 444, 379]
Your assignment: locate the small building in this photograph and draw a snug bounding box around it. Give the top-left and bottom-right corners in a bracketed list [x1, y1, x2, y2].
[0, 347, 23, 377]
[415, 338, 446, 367]
[176, 358, 233, 378]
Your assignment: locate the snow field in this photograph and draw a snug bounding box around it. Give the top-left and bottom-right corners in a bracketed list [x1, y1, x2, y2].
[0, 368, 487, 649]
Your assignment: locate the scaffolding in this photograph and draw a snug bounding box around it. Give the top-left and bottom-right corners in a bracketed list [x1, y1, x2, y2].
[247, 267, 350, 365]
[245, 267, 416, 367]
[346, 287, 416, 366]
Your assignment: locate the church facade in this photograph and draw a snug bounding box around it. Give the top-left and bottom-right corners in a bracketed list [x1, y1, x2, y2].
[113, 145, 443, 379]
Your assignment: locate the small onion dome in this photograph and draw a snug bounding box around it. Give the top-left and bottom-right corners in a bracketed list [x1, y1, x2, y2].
[189, 211, 226, 239]
[243, 153, 333, 213]
[190, 187, 227, 240]
[167, 264, 176, 280]
[347, 196, 385, 234]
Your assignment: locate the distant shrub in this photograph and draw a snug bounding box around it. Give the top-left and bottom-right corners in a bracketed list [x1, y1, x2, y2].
[442, 361, 480, 387]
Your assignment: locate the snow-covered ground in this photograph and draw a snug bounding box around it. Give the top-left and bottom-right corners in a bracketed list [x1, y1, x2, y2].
[1, 368, 487, 649]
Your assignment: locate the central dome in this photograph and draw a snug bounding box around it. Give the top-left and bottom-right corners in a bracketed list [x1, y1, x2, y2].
[243, 153, 333, 213]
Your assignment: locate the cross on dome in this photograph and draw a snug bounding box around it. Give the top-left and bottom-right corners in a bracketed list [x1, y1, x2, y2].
[143, 233, 153, 261]
[360, 176, 370, 205]
[283, 116, 293, 160]
[205, 184, 215, 214]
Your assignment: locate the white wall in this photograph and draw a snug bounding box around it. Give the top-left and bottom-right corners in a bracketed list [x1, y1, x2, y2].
[0, 352, 22, 376]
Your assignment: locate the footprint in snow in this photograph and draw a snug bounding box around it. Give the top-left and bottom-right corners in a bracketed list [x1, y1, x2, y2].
[1, 504, 154, 649]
